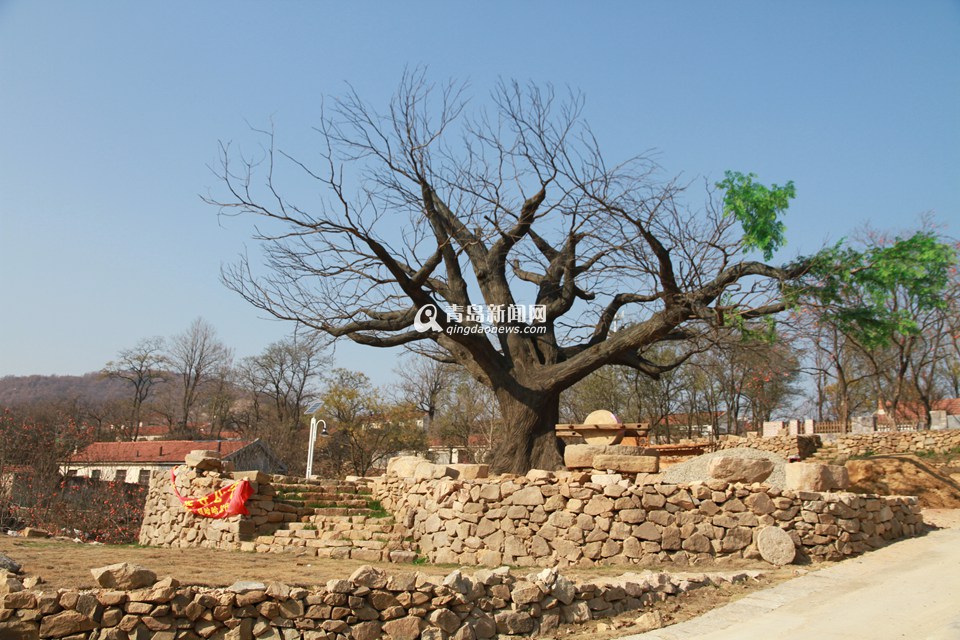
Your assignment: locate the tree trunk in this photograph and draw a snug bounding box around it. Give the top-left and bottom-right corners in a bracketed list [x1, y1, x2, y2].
[491, 386, 564, 474]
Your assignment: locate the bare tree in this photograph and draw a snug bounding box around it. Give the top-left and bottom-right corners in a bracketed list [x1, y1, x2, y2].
[431, 367, 502, 463]
[210, 74, 944, 472]
[241, 331, 328, 430]
[103, 337, 167, 440]
[393, 355, 455, 430]
[167, 318, 232, 437]
[316, 369, 425, 476]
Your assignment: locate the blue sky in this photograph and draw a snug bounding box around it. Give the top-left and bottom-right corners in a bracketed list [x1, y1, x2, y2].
[1, 1, 957, 387]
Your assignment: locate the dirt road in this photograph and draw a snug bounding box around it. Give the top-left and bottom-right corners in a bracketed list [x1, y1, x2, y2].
[621, 521, 960, 639]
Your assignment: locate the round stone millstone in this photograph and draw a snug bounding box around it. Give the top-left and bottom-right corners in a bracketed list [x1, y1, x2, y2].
[757, 525, 796, 566]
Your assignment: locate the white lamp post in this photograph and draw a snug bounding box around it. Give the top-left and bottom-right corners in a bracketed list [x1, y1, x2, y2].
[304, 401, 327, 480]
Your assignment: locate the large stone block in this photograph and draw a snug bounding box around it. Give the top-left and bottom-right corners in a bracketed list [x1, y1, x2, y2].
[231, 470, 270, 484]
[386, 456, 429, 478]
[446, 464, 489, 480]
[564, 444, 645, 469]
[784, 463, 849, 491]
[90, 563, 157, 590]
[823, 465, 850, 490]
[708, 456, 774, 484]
[413, 461, 456, 480]
[592, 454, 659, 474]
[184, 450, 222, 471]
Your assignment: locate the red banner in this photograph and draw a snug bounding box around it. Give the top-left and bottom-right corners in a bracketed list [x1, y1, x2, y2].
[170, 467, 253, 519]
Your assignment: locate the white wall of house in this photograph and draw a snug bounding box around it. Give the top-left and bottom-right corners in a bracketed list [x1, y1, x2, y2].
[59, 463, 163, 484]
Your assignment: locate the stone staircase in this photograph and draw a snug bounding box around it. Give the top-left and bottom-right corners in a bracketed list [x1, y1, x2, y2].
[240, 477, 417, 562]
[806, 442, 843, 464]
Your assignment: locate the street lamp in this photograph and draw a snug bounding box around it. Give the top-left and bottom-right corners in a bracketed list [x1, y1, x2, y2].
[304, 401, 328, 480]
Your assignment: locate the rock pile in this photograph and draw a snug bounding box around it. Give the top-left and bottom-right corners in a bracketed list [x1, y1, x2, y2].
[0, 563, 760, 640]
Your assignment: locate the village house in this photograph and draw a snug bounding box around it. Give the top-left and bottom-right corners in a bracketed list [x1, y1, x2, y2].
[61, 439, 287, 484]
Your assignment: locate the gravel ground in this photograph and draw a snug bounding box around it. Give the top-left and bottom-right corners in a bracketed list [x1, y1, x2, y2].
[662, 447, 788, 488]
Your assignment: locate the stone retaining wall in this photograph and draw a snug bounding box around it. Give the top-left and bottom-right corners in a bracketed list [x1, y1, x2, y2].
[714, 435, 822, 460]
[374, 471, 921, 567]
[834, 430, 960, 457]
[138, 467, 269, 550]
[0, 564, 758, 640]
[138, 465, 412, 562]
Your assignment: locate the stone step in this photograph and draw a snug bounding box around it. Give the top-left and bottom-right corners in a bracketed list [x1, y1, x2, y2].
[310, 507, 380, 517]
[269, 482, 372, 494]
[285, 520, 398, 533]
[273, 498, 371, 509]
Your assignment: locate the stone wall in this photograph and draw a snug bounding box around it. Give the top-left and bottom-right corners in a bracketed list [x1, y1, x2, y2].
[138, 462, 412, 562]
[0, 564, 759, 640]
[138, 466, 265, 550]
[715, 435, 821, 460]
[834, 430, 960, 457]
[374, 470, 921, 567]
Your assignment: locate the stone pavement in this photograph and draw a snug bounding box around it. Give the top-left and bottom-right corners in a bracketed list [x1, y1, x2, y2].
[620, 526, 960, 639]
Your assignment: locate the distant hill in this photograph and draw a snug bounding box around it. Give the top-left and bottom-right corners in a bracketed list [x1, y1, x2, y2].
[0, 373, 131, 407]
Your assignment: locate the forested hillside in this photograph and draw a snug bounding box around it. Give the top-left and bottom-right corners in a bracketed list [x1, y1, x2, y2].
[0, 373, 129, 407]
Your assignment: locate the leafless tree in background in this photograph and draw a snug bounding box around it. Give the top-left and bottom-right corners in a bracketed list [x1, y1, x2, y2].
[167, 318, 232, 437]
[103, 337, 167, 440]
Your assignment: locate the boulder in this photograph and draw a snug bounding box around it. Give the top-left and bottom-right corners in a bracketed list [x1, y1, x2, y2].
[509, 486, 545, 506]
[784, 463, 849, 492]
[823, 465, 850, 490]
[39, 610, 96, 637]
[495, 611, 535, 635]
[447, 464, 490, 480]
[90, 563, 157, 589]
[0, 571, 23, 595]
[184, 450, 222, 471]
[0, 553, 21, 574]
[386, 456, 429, 478]
[757, 526, 796, 566]
[593, 454, 659, 474]
[350, 565, 387, 589]
[382, 616, 425, 640]
[708, 456, 774, 484]
[633, 611, 664, 633]
[525, 469, 555, 481]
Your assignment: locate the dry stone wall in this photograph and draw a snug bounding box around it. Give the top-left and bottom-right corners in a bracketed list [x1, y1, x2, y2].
[139, 452, 922, 572]
[139, 467, 272, 550]
[0, 563, 759, 640]
[834, 430, 960, 457]
[375, 470, 921, 567]
[138, 462, 413, 562]
[715, 435, 822, 460]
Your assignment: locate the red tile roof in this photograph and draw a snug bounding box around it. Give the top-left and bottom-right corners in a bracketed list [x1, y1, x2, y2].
[934, 398, 960, 415]
[114, 424, 242, 440]
[68, 440, 253, 464]
[879, 398, 960, 421]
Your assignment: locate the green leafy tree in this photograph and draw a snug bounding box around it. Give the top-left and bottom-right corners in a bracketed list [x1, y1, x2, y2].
[716, 170, 795, 261]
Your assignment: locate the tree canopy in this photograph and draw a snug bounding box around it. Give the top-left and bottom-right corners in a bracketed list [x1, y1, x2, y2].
[209, 73, 955, 472]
